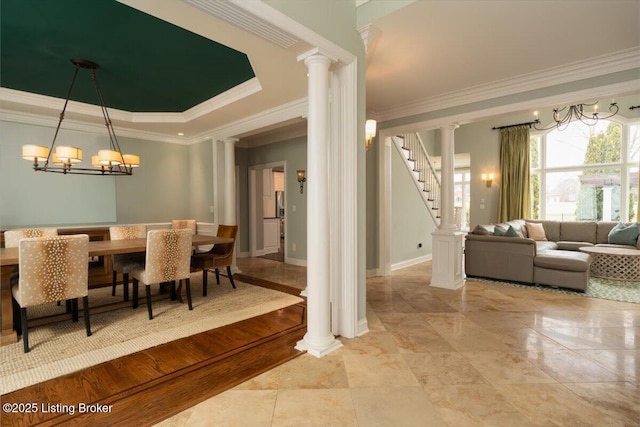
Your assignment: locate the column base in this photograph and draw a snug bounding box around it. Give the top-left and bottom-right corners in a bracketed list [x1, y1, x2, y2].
[295, 334, 343, 358]
[430, 229, 465, 290]
[299, 288, 308, 297]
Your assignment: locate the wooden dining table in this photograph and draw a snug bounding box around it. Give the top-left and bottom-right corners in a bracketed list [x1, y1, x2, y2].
[0, 234, 233, 346]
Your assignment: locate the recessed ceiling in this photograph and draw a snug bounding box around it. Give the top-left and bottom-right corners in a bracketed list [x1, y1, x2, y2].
[0, 0, 255, 113]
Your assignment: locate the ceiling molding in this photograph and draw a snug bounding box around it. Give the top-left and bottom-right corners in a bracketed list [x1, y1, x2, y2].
[380, 79, 640, 136]
[194, 97, 308, 144]
[374, 47, 640, 122]
[227, 0, 357, 67]
[0, 77, 262, 125]
[184, 0, 299, 48]
[0, 109, 188, 145]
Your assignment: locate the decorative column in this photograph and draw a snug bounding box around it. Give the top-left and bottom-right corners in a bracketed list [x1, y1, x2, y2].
[431, 124, 465, 290]
[223, 138, 239, 272]
[222, 138, 238, 226]
[295, 48, 342, 357]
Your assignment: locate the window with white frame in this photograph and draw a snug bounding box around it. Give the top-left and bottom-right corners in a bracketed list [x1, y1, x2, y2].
[531, 119, 639, 222]
[454, 169, 470, 230]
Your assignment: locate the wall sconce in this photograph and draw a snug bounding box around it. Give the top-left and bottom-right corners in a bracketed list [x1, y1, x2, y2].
[297, 169, 306, 194]
[481, 173, 494, 187]
[365, 119, 377, 151]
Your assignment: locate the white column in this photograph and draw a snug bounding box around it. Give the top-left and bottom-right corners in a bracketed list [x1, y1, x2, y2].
[295, 48, 342, 357]
[223, 138, 239, 272]
[222, 138, 238, 225]
[431, 124, 465, 290]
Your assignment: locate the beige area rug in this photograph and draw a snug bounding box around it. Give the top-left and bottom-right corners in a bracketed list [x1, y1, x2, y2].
[1, 275, 303, 394]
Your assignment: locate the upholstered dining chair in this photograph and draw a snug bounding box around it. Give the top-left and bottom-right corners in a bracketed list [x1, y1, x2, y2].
[190, 225, 238, 296]
[171, 219, 197, 235]
[5, 228, 58, 294]
[130, 229, 193, 320]
[109, 225, 147, 301]
[12, 234, 91, 353]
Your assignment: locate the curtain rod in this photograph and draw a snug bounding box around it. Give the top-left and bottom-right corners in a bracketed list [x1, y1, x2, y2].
[491, 119, 539, 130]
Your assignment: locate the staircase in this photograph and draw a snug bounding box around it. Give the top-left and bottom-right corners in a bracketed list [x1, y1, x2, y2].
[393, 133, 441, 226]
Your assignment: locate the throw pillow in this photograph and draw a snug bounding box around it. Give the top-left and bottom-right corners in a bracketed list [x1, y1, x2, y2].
[525, 222, 547, 241]
[471, 224, 493, 235]
[494, 225, 519, 238]
[608, 222, 640, 246]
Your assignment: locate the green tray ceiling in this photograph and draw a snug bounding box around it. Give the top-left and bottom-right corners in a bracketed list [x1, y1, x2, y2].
[1, 0, 256, 113]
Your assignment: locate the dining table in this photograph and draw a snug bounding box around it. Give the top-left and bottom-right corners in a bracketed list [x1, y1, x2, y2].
[0, 234, 233, 346]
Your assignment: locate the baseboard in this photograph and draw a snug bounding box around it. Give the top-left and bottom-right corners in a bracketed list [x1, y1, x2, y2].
[285, 257, 307, 267]
[366, 268, 381, 278]
[391, 254, 432, 271]
[237, 251, 250, 258]
[356, 318, 369, 336]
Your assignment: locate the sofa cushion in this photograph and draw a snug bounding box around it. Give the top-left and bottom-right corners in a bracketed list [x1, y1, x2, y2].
[534, 251, 590, 272]
[494, 225, 519, 237]
[471, 224, 494, 235]
[536, 241, 558, 252]
[561, 221, 596, 243]
[506, 220, 526, 237]
[525, 222, 547, 241]
[608, 222, 640, 246]
[596, 222, 618, 244]
[596, 243, 638, 250]
[557, 241, 593, 251]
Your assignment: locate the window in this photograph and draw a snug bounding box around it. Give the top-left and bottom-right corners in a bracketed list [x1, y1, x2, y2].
[531, 120, 639, 222]
[454, 170, 471, 230]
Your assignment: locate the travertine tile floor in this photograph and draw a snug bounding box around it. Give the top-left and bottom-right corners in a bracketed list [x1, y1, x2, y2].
[157, 259, 640, 426]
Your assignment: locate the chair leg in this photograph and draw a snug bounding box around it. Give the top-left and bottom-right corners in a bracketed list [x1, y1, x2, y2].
[123, 273, 130, 302]
[71, 299, 79, 322]
[112, 270, 117, 296]
[12, 298, 21, 335]
[132, 279, 139, 309]
[21, 307, 29, 353]
[65, 300, 72, 313]
[146, 285, 153, 320]
[170, 281, 177, 301]
[227, 266, 236, 289]
[215, 268, 220, 285]
[202, 269, 208, 297]
[186, 278, 193, 311]
[82, 296, 92, 337]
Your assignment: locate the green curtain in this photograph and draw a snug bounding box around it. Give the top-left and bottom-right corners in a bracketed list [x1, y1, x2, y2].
[497, 126, 531, 222]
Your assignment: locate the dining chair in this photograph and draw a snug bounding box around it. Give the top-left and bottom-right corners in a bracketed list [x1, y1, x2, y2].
[190, 225, 238, 296]
[171, 219, 197, 235]
[5, 228, 58, 297]
[109, 225, 147, 301]
[12, 234, 91, 353]
[130, 229, 193, 320]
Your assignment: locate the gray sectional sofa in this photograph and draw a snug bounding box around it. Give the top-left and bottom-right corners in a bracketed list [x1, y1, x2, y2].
[464, 219, 640, 291]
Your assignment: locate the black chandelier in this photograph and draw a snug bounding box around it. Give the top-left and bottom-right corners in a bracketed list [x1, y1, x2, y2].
[532, 101, 619, 131]
[22, 58, 139, 175]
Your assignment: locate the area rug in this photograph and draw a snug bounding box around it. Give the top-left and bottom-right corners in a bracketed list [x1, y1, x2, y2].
[472, 276, 640, 304]
[0, 276, 303, 394]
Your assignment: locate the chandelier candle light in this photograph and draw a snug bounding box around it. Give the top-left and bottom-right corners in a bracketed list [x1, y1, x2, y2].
[533, 100, 618, 131]
[22, 58, 139, 175]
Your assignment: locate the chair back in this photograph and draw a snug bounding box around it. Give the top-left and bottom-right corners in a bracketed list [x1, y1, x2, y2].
[144, 229, 193, 283]
[109, 225, 147, 241]
[211, 225, 238, 262]
[16, 234, 89, 307]
[5, 228, 57, 248]
[171, 219, 197, 235]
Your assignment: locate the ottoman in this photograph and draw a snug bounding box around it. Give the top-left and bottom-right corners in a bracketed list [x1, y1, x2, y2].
[533, 250, 591, 291]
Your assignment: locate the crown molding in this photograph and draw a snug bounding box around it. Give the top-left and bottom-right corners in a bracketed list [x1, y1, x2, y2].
[192, 96, 308, 144]
[0, 109, 188, 145]
[0, 77, 262, 125]
[375, 47, 640, 122]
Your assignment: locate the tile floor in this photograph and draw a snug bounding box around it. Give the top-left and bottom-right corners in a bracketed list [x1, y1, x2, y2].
[157, 259, 640, 426]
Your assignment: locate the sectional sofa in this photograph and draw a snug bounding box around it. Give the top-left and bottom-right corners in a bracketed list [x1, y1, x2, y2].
[464, 219, 640, 291]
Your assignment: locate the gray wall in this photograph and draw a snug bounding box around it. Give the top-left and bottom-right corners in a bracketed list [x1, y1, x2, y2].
[0, 120, 191, 228]
[188, 140, 215, 223]
[238, 136, 308, 261]
[391, 144, 435, 265]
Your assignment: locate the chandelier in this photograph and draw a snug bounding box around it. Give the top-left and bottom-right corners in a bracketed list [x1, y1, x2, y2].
[22, 58, 139, 175]
[533, 101, 618, 131]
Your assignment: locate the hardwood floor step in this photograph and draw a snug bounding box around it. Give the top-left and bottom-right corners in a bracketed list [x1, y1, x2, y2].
[2, 302, 307, 426]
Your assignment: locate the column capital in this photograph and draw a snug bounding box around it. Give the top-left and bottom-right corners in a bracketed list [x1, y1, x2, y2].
[221, 138, 239, 145]
[439, 123, 459, 132]
[297, 47, 337, 66]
